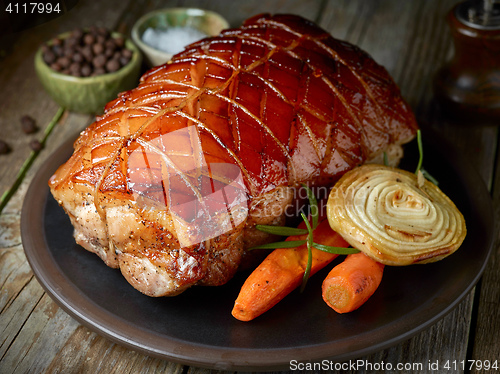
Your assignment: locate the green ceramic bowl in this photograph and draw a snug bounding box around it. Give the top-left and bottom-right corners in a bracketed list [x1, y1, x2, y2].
[131, 8, 229, 67]
[35, 32, 142, 115]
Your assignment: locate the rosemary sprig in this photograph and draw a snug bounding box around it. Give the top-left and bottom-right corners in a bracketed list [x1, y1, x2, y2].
[312, 243, 359, 255]
[254, 225, 308, 236]
[250, 184, 359, 291]
[304, 183, 319, 230]
[249, 240, 307, 250]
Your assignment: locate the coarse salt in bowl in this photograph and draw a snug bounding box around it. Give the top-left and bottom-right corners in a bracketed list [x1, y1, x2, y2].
[142, 26, 208, 55]
[131, 8, 230, 67]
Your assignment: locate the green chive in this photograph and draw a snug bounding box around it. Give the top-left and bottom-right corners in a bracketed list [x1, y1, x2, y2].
[249, 240, 307, 250]
[255, 225, 308, 236]
[383, 151, 389, 166]
[313, 243, 360, 254]
[413, 130, 438, 185]
[300, 212, 314, 292]
[415, 129, 423, 174]
[422, 169, 439, 185]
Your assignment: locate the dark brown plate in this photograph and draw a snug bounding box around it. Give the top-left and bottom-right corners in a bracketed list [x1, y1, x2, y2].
[21, 132, 494, 371]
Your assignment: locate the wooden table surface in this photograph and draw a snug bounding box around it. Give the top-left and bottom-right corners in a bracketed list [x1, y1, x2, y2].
[1, 0, 499, 373]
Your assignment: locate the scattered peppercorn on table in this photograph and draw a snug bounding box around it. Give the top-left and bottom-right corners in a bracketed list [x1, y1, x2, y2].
[0, 0, 499, 372]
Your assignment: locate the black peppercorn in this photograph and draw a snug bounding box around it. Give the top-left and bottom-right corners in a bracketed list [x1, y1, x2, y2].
[80, 64, 92, 77]
[92, 54, 107, 68]
[50, 62, 62, 72]
[57, 56, 71, 68]
[114, 37, 125, 48]
[72, 28, 84, 40]
[106, 58, 120, 72]
[72, 52, 84, 63]
[92, 42, 104, 55]
[80, 45, 93, 62]
[98, 27, 110, 38]
[105, 38, 116, 51]
[0, 140, 10, 154]
[83, 33, 95, 45]
[63, 47, 74, 57]
[43, 27, 133, 77]
[52, 44, 63, 57]
[30, 140, 43, 152]
[104, 47, 114, 58]
[119, 55, 130, 67]
[122, 48, 133, 58]
[96, 34, 106, 44]
[91, 67, 106, 76]
[64, 36, 78, 48]
[43, 50, 56, 64]
[20, 115, 38, 134]
[69, 62, 82, 76]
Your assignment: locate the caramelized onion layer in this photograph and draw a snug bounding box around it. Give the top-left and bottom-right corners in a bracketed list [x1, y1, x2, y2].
[327, 164, 466, 265]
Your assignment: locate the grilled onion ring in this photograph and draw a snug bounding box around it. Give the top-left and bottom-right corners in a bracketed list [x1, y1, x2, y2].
[326, 164, 466, 265]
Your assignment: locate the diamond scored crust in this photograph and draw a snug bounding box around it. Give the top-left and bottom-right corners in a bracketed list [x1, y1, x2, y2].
[48, 14, 418, 296]
[62, 14, 416, 211]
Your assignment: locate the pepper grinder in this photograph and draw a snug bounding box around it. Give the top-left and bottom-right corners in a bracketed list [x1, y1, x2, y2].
[434, 0, 500, 124]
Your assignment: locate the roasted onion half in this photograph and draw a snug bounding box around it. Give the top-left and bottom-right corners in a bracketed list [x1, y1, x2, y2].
[326, 164, 466, 265]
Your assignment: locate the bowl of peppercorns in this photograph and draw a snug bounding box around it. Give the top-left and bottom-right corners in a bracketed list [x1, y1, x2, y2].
[35, 26, 142, 114]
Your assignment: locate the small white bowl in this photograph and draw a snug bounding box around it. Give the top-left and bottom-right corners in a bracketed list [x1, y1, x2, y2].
[131, 8, 229, 67]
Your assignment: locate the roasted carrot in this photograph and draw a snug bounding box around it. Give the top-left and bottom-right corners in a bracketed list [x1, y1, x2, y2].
[322, 252, 384, 313]
[232, 218, 350, 321]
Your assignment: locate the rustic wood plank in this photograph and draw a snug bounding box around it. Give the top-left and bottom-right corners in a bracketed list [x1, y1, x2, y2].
[471, 146, 500, 374]
[45, 325, 184, 374]
[1, 293, 76, 374]
[0, 273, 45, 368]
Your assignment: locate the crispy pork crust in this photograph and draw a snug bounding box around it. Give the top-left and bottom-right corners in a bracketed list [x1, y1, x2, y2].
[49, 14, 418, 296]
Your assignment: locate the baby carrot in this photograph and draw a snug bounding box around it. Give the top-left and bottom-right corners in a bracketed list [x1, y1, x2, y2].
[322, 252, 384, 313]
[232, 218, 349, 321]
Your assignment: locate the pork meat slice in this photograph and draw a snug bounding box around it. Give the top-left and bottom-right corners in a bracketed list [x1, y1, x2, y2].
[49, 14, 418, 296]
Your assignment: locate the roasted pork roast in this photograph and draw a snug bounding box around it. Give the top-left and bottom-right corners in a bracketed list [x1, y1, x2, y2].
[49, 14, 418, 296]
